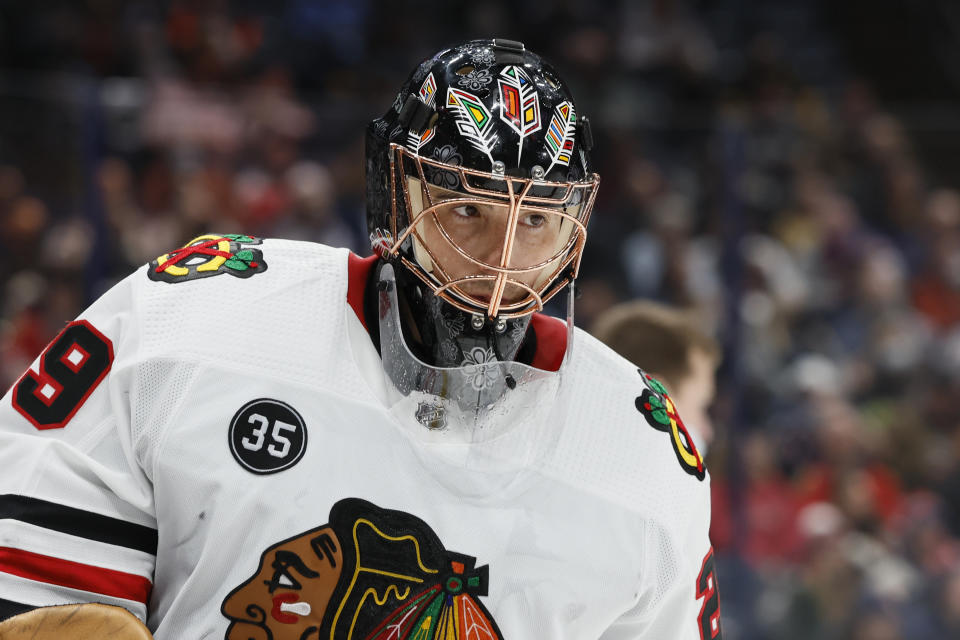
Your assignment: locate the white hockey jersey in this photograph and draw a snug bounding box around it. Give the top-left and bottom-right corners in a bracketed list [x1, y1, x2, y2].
[0, 236, 721, 639]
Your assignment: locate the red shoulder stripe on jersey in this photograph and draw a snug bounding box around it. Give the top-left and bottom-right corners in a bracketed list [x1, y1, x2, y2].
[0, 547, 151, 604]
[530, 313, 567, 372]
[347, 253, 378, 331]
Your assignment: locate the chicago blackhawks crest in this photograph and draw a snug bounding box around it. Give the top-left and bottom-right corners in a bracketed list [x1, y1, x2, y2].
[148, 233, 267, 283]
[635, 369, 705, 481]
[221, 498, 503, 640]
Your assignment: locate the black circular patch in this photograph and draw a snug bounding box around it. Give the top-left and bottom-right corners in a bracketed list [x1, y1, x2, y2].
[228, 399, 307, 475]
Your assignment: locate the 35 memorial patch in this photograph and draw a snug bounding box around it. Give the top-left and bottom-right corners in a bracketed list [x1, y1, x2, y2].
[228, 399, 308, 475]
[635, 369, 705, 481]
[148, 233, 267, 283]
[221, 497, 504, 640]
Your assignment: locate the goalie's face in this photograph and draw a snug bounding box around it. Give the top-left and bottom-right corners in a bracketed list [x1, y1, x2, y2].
[389, 145, 597, 318]
[417, 184, 571, 301]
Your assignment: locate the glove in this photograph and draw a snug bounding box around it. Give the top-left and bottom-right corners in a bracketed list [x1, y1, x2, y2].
[0, 603, 152, 639]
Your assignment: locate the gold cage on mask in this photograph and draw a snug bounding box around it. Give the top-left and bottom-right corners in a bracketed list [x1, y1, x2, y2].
[385, 144, 600, 319]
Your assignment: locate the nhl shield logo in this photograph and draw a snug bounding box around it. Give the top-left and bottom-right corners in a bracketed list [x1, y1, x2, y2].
[148, 233, 267, 283]
[416, 400, 447, 430]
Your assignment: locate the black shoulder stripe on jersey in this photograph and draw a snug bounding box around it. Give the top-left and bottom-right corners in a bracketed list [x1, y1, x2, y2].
[0, 494, 158, 556]
[0, 597, 35, 622]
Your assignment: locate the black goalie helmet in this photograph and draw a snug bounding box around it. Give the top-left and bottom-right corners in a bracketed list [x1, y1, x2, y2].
[365, 38, 599, 322]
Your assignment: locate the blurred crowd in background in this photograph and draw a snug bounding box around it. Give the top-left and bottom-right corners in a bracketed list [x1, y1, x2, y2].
[2, 1, 960, 638]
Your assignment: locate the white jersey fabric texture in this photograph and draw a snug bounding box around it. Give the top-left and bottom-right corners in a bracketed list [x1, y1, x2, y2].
[0, 239, 718, 639]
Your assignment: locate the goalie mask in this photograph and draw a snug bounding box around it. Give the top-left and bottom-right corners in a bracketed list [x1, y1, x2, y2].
[364, 40, 596, 459]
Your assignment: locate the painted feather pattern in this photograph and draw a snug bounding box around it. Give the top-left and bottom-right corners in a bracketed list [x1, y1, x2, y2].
[497, 65, 542, 166]
[544, 100, 577, 176]
[445, 87, 498, 168]
[407, 72, 439, 153]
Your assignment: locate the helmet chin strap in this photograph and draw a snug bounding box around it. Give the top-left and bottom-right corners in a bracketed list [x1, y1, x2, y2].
[393, 263, 531, 369]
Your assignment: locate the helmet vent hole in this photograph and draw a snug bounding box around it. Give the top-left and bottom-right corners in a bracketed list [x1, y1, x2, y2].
[455, 65, 476, 76]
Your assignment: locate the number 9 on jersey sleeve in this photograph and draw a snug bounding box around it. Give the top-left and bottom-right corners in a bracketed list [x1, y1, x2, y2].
[12, 320, 114, 430]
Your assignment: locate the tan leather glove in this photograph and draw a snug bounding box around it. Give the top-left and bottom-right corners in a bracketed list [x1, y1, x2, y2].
[0, 603, 152, 639]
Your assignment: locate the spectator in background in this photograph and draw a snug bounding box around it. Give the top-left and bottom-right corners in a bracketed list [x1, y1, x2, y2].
[591, 299, 720, 454]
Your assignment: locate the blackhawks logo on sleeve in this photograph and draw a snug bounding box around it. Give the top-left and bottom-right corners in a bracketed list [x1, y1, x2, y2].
[635, 369, 706, 481]
[148, 233, 267, 283]
[221, 498, 503, 640]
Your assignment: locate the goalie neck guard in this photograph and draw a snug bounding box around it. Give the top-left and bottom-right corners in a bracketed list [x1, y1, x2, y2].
[376, 262, 572, 481]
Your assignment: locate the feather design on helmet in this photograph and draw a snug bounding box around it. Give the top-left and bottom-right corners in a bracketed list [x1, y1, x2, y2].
[407, 73, 439, 154]
[497, 66, 542, 167]
[544, 100, 577, 176]
[445, 87, 499, 169]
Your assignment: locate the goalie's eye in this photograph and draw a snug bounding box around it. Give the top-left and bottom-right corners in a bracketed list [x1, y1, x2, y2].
[452, 204, 480, 219]
[520, 212, 547, 228]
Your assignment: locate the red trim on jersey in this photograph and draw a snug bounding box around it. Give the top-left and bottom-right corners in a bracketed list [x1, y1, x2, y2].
[347, 253, 378, 332]
[345, 253, 568, 371]
[0, 547, 151, 604]
[530, 313, 567, 372]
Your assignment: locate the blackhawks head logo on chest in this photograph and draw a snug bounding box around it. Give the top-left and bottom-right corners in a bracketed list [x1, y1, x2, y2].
[221, 498, 504, 640]
[148, 234, 267, 283]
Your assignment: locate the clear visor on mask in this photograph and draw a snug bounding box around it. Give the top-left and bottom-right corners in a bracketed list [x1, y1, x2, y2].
[387, 144, 599, 319]
[377, 263, 573, 477]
